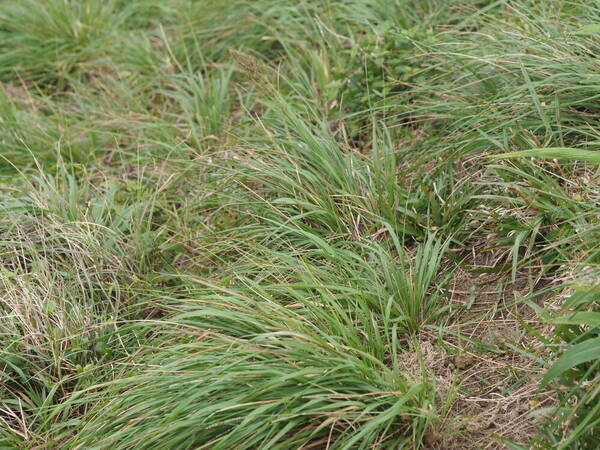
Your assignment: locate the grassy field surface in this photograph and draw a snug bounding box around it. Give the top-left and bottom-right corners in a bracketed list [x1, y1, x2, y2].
[0, 0, 599, 448]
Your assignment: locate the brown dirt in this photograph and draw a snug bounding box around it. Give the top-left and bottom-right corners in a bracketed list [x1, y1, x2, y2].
[400, 252, 558, 449]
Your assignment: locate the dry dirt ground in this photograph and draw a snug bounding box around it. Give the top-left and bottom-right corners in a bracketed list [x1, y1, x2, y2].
[399, 253, 558, 449]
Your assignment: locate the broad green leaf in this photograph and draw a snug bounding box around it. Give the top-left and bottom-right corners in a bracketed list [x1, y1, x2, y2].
[495, 147, 600, 163]
[573, 24, 600, 35]
[554, 312, 600, 327]
[541, 337, 600, 387]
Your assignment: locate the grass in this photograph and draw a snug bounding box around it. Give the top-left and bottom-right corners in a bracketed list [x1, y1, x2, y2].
[0, 0, 599, 448]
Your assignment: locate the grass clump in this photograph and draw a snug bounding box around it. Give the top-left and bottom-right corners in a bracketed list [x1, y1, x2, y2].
[1, 0, 599, 448]
[69, 295, 431, 449]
